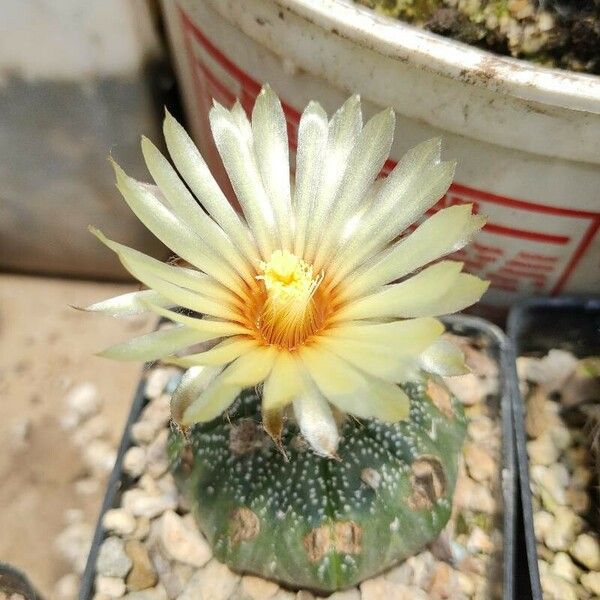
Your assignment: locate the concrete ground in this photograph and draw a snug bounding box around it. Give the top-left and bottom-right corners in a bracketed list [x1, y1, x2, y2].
[0, 274, 152, 595]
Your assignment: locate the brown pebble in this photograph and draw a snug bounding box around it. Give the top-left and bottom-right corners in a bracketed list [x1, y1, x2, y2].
[125, 539, 157, 591]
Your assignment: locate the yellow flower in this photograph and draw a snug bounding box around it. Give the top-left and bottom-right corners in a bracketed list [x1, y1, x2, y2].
[87, 85, 487, 457]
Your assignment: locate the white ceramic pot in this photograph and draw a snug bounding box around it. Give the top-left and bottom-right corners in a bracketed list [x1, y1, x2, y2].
[162, 0, 600, 315]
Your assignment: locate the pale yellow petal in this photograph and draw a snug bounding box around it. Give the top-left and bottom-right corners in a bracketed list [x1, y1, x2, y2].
[166, 337, 258, 368]
[82, 289, 171, 317]
[304, 95, 361, 263]
[111, 160, 244, 294]
[334, 261, 463, 321]
[315, 336, 418, 383]
[252, 85, 293, 251]
[326, 139, 454, 282]
[162, 110, 260, 265]
[313, 107, 395, 271]
[219, 344, 277, 387]
[335, 204, 484, 297]
[90, 227, 242, 307]
[144, 303, 250, 337]
[293, 388, 340, 457]
[293, 101, 328, 258]
[171, 365, 223, 423]
[97, 325, 204, 362]
[327, 317, 444, 350]
[181, 382, 241, 425]
[420, 339, 469, 376]
[141, 136, 255, 283]
[299, 345, 370, 398]
[209, 103, 277, 260]
[262, 351, 305, 411]
[413, 273, 489, 317]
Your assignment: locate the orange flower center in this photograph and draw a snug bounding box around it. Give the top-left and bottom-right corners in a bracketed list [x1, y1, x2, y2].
[250, 250, 328, 350]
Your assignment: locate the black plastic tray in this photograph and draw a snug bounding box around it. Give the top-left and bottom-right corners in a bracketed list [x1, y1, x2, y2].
[79, 314, 516, 600]
[507, 296, 600, 600]
[0, 563, 39, 599]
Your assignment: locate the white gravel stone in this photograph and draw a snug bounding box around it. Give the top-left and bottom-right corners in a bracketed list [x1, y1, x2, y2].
[65, 382, 102, 423]
[464, 442, 495, 482]
[453, 477, 496, 514]
[531, 465, 567, 506]
[360, 578, 427, 600]
[533, 511, 554, 542]
[570, 533, 600, 570]
[519, 350, 577, 391]
[97, 537, 133, 578]
[444, 374, 486, 406]
[121, 489, 177, 519]
[8, 418, 31, 450]
[239, 574, 279, 599]
[72, 415, 109, 448]
[122, 585, 168, 600]
[527, 432, 560, 466]
[158, 510, 212, 567]
[83, 439, 117, 474]
[55, 521, 94, 574]
[326, 590, 361, 600]
[385, 561, 413, 585]
[580, 572, 600, 596]
[466, 527, 494, 554]
[131, 421, 162, 445]
[145, 429, 169, 478]
[75, 477, 102, 496]
[53, 573, 79, 600]
[550, 552, 577, 582]
[544, 508, 582, 552]
[140, 395, 171, 428]
[177, 560, 239, 600]
[406, 551, 436, 589]
[123, 446, 147, 478]
[103, 508, 137, 537]
[145, 368, 174, 399]
[96, 575, 126, 598]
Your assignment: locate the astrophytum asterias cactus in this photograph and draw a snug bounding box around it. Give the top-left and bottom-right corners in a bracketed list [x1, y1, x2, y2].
[87, 85, 487, 590]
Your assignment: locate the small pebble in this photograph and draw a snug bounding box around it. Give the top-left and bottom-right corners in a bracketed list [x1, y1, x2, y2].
[53, 573, 79, 600]
[177, 560, 239, 600]
[527, 432, 560, 467]
[550, 552, 577, 582]
[570, 533, 600, 570]
[544, 507, 582, 552]
[125, 539, 157, 592]
[123, 447, 147, 478]
[103, 509, 137, 537]
[580, 571, 600, 596]
[144, 368, 173, 399]
[64, 382, 102, 425]
[97, 537, 132, 578]
[240, 574, 280, 599]
[83, 439, 117, 474]
[326, 590, 361, 600]
[463, 442, 495, 482]
[121, 489, 177, 519]
[96, 575, 126, 598]
[158, 510, 212, 567]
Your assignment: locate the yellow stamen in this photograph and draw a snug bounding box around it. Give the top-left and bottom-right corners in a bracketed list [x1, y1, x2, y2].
[257, 250, 323, 349]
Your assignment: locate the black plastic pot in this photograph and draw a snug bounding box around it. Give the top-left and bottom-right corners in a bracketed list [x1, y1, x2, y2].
[80, 314, 517, 599]
[0, 563, 39, 600]
[507, 296, 600, 600]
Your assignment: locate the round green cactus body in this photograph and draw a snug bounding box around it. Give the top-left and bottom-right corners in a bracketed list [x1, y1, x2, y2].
[169, 374, 466, 593]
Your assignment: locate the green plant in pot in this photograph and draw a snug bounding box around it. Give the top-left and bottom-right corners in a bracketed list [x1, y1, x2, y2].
[87, 86, 488, 593]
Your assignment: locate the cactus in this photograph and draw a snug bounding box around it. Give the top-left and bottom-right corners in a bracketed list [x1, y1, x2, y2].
[169, 374, 466, 592]
[87, 86, 486, 592]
